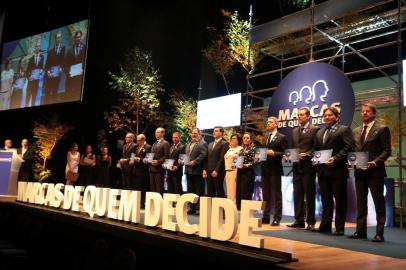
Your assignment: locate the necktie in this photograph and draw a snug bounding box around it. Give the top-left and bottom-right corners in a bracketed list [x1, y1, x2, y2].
[75, 46, 78, 57]
[35, 55, 38, 65]
[360, 125, 368, 144]
[212, 141, 217, 150]
[323, 127, 331, 144]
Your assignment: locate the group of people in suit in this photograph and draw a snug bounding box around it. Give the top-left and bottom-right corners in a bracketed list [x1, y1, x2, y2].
[116, 103, 390, 242]
[0, 30, 86, 110]
[284, 104, 390, 242]
[1, 138, 35, 182]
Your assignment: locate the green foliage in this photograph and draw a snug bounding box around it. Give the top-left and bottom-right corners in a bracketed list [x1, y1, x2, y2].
[105, 47, 165, 134]
[290, 0, 310, 9]
[169, 93, 197, 143]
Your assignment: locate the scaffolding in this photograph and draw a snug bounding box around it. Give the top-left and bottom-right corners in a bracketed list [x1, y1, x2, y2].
[247, 0, 405, 227]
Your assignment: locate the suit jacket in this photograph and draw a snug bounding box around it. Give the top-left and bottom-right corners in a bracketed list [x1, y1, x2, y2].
[204, 138, 229, 174]
[17, 146, 35, 170]
[314, 124, 354, 178]
[168, 143, 185, 176]
[185, 139, 208, 175]
[292, 124, 319, 174]
[66, 42, 86, 68]
[121, 142, 136, 174]
[132, 143, 151, 176]
[261, 131, 288, 176]
[149, 139, 170, 173]
[46, 45, 66, 72]
[27, 53, 44, 78]
[353, 122, 391, 177]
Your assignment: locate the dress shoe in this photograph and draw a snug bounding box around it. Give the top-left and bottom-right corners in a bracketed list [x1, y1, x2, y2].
[348, 232, 367, 239]
[332, 230, 344, 236]
[311, 227, 332, 233]
[271, 219, 281, 226]
[372, 235, 385, 242]
[287, 221, 305, 228]
[261, 217, 270, 224]
[305, 224, 315, 231]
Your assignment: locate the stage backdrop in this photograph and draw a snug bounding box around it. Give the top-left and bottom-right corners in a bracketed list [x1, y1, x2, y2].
[269, 62, 355, 140]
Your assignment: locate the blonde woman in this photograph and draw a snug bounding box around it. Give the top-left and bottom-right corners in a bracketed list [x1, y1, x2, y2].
[224, 133, 242, 204]
[66, 142, 80, 185]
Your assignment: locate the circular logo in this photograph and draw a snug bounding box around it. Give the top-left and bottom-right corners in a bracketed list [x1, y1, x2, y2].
[269, 62, 355, 139]
[349, 153, 357, 162]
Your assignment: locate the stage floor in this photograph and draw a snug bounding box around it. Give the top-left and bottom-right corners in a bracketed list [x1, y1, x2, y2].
[252, 220, 406, 270]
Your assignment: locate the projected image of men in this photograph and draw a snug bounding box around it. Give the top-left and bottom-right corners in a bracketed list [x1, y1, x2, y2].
[44, 32, 66, 105]
[65, 30, 86, 101]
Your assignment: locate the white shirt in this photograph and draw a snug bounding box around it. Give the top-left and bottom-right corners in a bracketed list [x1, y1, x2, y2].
[268, 130, 277, 143]
[362, 120, 375, 139]
[22, 147, 28, 157]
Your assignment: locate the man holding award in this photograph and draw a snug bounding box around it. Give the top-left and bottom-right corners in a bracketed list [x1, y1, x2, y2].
[313, 107, 354, 235]
[287, 108, 319, 230]
[148, 127, 170, 194]
[26, 41, 44, 107]
[261, 116, 288, 226]
[44, 32, 66, 105]
[185, 128, 207, 214]
[65, 30, 86, 101]
[349, 103, 391, 242]
[167, 132, 185, 194]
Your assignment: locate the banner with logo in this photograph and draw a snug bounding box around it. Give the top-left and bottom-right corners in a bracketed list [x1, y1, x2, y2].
[269, 62, 355, 139]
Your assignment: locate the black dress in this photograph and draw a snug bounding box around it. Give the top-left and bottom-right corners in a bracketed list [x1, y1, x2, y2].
[96, 155, 111, 187]
[78, 154, 95, 186]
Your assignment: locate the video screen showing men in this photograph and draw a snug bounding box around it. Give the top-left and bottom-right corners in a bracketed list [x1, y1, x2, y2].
[0, 19, 89, 111]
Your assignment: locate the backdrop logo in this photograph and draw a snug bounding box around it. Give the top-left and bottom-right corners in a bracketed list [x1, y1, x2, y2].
[269, 62, 354, 138]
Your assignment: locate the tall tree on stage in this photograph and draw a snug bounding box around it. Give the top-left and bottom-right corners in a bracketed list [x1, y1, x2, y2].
[104, 47, 164, 135]
[33, 115, 72, 182]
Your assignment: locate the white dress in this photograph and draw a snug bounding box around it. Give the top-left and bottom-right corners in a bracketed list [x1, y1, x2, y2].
[224, 146, 242, 203]
[66, 151, 80, 183]
[0, 69, 14, 110]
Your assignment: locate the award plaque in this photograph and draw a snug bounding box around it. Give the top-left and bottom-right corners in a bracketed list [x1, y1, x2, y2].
[311, 149, 333, 165]
[163, 159, 175, 170]
[284, 148, 300, 163]
[348, 152, 369, 169]
[255, 148, 267, 162]
[178, 154, 190, 165]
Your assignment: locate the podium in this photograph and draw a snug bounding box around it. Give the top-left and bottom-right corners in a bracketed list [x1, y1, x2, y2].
[0, 150, 23, 201]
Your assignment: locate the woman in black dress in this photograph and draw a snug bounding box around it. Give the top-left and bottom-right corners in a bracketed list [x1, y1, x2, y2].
[96, 146, 111, 187]
[79, 145, 96, 186]
[236, 132, 257, 210]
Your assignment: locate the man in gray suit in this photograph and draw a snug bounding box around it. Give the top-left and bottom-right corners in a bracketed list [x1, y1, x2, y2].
[203, 126, 229, 198]
[288, 108, 319, 230]
[261, 117, 288, 226]
[349, 103, 391, 242]
[185, 128, 207, 214]
[148, 127, 170, 194]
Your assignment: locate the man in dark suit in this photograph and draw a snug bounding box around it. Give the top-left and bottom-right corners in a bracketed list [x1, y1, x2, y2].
[44, 32, 66, 105]
[148, 127, 170, 194]
[261, 116, 288, 226]
[313, 107, 354, 235]
[17, 139, 35, 181]
[65, 30, 86, 101]
[119, 133, 136, 190]
[287, 108, 319, 230]
[2, 139, 13, 150]
[26, 41, 44, 107]
[185, 128, 207, 214]
[349, 103, 391, 242]
[130, 133, 151, 208]
[167, 132, 185, 194]
[203, 126, 229, 198]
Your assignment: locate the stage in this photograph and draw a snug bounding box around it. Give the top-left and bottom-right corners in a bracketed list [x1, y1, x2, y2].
[0, 202, 405, 269]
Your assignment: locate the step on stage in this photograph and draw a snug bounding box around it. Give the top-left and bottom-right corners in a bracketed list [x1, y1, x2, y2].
[1, 202, 405, 270]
